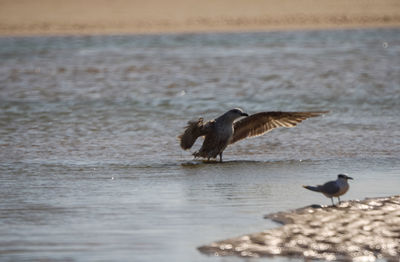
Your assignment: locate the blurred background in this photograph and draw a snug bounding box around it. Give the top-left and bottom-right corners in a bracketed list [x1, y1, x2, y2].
[0, 0, 399, 35]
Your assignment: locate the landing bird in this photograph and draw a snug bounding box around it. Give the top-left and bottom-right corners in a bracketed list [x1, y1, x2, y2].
[178, 108, 327, 162]
[303, 174, 353, 205]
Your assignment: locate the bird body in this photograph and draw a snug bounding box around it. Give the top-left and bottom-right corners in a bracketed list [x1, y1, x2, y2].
[303, 174, 353, 205]
[179, 108, 327, 162]
[186, 109, 247, 161]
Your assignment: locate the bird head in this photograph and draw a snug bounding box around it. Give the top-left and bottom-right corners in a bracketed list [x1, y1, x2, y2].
[217, 108, 248, 123]
[229, 108, 249, 118]
[337, 174, 353, 180]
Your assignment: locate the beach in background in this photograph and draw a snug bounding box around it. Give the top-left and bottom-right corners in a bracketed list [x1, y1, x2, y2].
[1, 0, 400, 36]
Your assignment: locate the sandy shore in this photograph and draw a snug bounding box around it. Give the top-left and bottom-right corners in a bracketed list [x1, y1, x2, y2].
[199, 195, 400, 260]
[1, 0, 400, 36]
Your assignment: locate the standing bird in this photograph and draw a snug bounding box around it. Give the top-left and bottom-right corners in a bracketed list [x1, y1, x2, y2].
[178, 108, 327, 162]
[303, 174, 354, 205]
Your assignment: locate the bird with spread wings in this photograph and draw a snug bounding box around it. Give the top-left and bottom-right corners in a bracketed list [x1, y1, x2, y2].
[179, 108, 327, 162]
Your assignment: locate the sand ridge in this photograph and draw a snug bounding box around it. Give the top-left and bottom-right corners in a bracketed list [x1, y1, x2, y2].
[199, 195, 400, 260]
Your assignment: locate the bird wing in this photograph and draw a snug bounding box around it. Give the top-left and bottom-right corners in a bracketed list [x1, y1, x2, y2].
[230, 111, 327, 144]
[178, 118, 214, 150]
[319, 181, 340, 195]
[303, 185, 322, 192]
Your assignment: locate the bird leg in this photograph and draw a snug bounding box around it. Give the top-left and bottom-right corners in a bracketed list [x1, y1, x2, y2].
[330, 197, 335, 206]
[338, 196, 341, 204]
[219, 152, 223, 162]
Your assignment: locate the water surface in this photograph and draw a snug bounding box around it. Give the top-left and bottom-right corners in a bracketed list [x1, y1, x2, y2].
[0, 29, 399, 261]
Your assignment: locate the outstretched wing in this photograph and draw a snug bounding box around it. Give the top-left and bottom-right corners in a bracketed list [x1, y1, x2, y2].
[178, 118, 213, 150]
[230, 111, 327, 144]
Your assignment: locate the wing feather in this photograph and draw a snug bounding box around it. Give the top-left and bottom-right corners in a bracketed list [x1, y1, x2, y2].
[230, 111, 327, 144]
[320, 181, 340, 195]
[179, 118, 215, 150]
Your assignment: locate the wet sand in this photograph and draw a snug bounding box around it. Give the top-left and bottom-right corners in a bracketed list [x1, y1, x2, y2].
[199, 195, 400, 261]
[0, 0, 400, 36]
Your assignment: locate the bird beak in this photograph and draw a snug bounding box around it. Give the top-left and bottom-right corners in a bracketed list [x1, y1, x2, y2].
[347, 177, 353, 180]
[242, 112, 249, 117]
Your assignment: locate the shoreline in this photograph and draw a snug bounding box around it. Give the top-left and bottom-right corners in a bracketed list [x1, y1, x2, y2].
[1, 24, 398, 38]
[199, 195, 400, 260]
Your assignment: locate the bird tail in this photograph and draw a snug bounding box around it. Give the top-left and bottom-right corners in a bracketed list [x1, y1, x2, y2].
[303, 185, 321, 192]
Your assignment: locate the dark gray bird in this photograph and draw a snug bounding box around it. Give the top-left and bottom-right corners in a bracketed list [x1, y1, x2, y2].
[179, 108, 327, 162]
[303, 174, 354, 205]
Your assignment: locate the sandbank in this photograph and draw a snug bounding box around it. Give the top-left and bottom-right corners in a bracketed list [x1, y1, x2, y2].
[199, 195, 400, 260]
[0, 0, 399, 36]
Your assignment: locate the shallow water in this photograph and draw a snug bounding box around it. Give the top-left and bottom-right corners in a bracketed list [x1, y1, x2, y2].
[0, 29, 399, 261]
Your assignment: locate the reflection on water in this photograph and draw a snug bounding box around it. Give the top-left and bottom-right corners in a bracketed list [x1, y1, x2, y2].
[0, 28, 399, 261]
